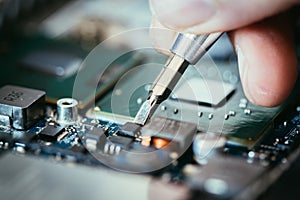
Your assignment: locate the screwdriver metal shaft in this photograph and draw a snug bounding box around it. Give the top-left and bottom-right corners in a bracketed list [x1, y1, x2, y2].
[134, 32, 223, 125]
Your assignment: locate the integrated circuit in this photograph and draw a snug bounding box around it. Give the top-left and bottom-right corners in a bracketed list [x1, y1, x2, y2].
[38, 125, 64, 142]
[117, 122, 141, 138]
[82, 126, 107, 152]
[171, 78, 235, 107]
[106, 135, 133, 152]
[0, 132, 12, 149]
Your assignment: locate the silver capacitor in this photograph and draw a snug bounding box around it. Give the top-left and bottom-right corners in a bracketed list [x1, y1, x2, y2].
[57, 98, 78, 125]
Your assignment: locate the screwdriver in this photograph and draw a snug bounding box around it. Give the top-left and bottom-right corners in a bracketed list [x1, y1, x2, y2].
[133, 32, 223, 125]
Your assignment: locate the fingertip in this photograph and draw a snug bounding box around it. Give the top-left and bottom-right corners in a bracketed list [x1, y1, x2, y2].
[150, 17, 178, 56]
[230, 14, 298, 107]
[149, 0, 297, 34]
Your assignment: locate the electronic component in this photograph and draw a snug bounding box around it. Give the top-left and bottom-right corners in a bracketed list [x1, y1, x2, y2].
[171, 78, 235, 107]
[20, 50, 82, 78]
[86, 109, 134, 125]
[0, 132, 12, 149]
[0, 85, 45, 129]
[117, 122, 141, 138]
[83, 127, 106, 152]
[86, 127, 106, 140]
[13, 132, 37, 153]
[38, 125, 64, 142]
[108, 135, 133, 148]
[151, 138, 171, 149]
[57, 98, 78, 125]
[104, 135, 133, 154]
[141, 117, 197, 150]
[70, 145, 88, 154]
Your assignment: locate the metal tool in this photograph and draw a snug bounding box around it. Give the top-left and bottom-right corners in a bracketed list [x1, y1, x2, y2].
[134, 32, 223, 125]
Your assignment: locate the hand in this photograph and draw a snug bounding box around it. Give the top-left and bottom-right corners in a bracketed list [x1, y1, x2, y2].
[149, 0, 299, 107]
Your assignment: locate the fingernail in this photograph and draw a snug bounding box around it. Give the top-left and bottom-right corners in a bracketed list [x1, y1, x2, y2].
[149, 0, 215, 29]
[236, 45, 246, 80]
[236, 45, 255, 103]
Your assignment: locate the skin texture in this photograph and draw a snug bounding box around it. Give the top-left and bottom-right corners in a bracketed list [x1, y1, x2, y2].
[150, 0, 299, 107]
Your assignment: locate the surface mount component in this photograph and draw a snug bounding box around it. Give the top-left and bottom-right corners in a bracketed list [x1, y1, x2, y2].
[107, 135, 133, 151]
[0, 132, 12, 149]
[117, 122, 141, 138]
[38, 125, 65, 142]
[0, 85, 45, 129]
[141, 117, 197, 150]
[84, 127, 106, 152]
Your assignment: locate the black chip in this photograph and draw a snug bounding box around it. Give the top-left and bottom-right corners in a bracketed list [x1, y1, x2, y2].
[70, 145, 88, 154]
[85, 127, 106, 142]
[117, 122, 141, 138]
[0, 132, 13, 148]
[83, 127, 107, 152]
[38, 125, 64, 142]
[14, 132, 36, 144]
[108, 135, 133, 149]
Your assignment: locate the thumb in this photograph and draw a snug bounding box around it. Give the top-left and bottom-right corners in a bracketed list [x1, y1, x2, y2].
[150, 0, 299, 33]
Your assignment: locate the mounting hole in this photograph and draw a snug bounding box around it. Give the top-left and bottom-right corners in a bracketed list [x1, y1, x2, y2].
[57, 98, 78, 108]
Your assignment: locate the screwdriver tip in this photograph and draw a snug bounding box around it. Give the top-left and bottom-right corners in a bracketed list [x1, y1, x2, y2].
[133, 95, 158, 125]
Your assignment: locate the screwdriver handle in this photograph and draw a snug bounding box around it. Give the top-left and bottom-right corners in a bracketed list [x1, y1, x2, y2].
[171, 32, 223, 64]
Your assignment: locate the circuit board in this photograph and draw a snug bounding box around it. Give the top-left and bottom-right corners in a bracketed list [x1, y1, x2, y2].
[0, 1, 300, 200]
[1, 58, 300, 200]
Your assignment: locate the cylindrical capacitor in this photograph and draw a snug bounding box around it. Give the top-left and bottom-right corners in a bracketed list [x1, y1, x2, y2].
[57, 98, 78, 125]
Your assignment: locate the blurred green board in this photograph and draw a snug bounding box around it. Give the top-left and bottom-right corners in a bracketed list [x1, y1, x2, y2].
[0, 33, 143, 109]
